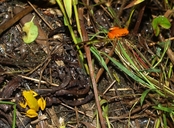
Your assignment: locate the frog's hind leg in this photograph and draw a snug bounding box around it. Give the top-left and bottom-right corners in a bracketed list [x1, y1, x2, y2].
[26, 109, 38, 118]
[38, 97, 46, 110]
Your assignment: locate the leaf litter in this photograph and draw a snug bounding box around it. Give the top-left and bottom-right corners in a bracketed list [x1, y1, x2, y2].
[0, 0, 174, 128]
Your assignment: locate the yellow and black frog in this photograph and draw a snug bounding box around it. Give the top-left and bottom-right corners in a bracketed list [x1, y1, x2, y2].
[19, 90, 46, 118]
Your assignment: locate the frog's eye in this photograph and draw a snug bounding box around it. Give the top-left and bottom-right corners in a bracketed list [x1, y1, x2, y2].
[38, 97, 46, 110]
[109, 27, 120, 31]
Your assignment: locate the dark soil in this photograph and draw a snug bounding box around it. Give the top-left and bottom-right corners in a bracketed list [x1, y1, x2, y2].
[0, 0, 174, 128]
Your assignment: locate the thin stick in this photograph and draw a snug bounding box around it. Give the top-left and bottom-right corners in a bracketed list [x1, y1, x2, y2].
[78, 8, 106, 128]
[103, 80, 116, 95]
[27, 1, 53, 30]
[18, 75, 59, 86]
[61, 103, 93, 118]
[0, 5, 35, 35]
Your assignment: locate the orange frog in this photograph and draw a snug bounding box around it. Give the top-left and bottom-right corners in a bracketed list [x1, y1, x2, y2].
[108, 27, 129, 39]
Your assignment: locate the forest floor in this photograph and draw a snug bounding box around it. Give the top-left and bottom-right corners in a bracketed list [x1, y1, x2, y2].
[0, 0, 174, 128]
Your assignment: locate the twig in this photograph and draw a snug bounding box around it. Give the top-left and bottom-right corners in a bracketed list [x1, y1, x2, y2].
[133, 3, 146, 34]
[0, 5, 36, 35]
[61, 103, 93, 118]
[78, 8, 106, 128]
[18, 75, 59, 86]
[117, 0, 127, 18]
[27, 1, 53, 30]
[103, 80, 116, 95]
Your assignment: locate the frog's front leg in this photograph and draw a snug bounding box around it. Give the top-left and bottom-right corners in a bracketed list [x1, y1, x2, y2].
[25, 109, 38, 118]
[19, 101, 27, 109]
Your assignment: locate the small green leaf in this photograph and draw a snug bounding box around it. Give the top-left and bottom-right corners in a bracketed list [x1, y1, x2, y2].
[152, 15, 171, 36]
[22, 16, 38, 44]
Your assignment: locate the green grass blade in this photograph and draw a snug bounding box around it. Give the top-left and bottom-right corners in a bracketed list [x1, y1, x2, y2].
[152, 40, 170, 68]
[153, 104, 173, 113]
[0, 101, 15, 105]
[163, 114, 167, 128]
[12, 104, 16, 128]
[0, 101, 16, 128]
[139, 68, 161, 73]
[116, 41, 157, 89]
[140, 89, 153, 106]
[101, 52, 147, 85]
[90, 46, 113, 79]
[118, 41, 138, 70]
[56, 0, 84, 64]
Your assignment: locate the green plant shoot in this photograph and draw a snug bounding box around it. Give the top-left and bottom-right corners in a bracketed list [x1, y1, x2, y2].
[100, 99, 111, 128]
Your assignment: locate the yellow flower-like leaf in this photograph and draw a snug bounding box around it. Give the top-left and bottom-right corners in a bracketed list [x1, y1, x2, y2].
[38, 97, 46, 111]
[22, 16, 38, 44]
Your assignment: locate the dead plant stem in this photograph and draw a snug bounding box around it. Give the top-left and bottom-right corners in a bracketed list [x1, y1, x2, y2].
[78, 8, 106, 128]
